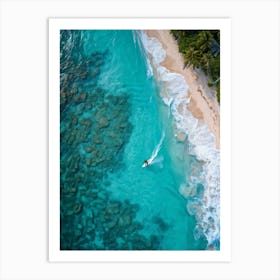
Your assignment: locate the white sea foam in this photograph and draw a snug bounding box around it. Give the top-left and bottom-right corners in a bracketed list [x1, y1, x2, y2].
[138, 31, 220, 249]
[133, 31, 154, 78]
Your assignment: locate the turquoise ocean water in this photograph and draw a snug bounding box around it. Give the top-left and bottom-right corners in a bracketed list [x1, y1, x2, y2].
[60, 30, 213, 250]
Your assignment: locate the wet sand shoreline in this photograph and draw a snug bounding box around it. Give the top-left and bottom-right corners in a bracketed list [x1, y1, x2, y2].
[145, 30, 220, 149]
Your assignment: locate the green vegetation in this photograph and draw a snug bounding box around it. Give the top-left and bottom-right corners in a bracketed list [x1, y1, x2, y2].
[171, 30, 220, 103]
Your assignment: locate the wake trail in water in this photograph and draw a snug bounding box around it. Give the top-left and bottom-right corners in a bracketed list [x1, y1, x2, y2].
[150, 132, 165, 162]
[149, 155, 164, 166]
[143, 132, 165, 168]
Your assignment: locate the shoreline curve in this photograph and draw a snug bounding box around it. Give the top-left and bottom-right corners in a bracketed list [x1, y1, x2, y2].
[145, 30, 220, 149]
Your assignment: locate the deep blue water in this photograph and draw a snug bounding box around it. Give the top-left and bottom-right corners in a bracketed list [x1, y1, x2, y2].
[60, 30, 207, 250]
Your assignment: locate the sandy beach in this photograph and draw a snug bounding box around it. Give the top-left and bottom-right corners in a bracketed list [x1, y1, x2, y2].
[145, 30, 220, 149]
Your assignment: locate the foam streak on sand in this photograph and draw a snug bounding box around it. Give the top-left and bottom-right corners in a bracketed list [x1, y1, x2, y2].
[139, 30, 220, 248]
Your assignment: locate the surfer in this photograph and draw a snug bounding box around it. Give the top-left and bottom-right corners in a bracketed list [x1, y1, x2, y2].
[142, 159, 151, 168]
[142, 132, 166, 168]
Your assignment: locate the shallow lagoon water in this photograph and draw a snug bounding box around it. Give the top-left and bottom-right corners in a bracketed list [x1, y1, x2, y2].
[60, 30, 208, 250]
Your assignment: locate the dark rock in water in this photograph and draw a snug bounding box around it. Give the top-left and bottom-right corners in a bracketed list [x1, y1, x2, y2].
[77, 134, 88, 144]
[131, 234, 149, 250]
[66, 134, 75, 145]
[97, 191, 107, 201]
[124, 199, 130, 205]
[94, 171, 104, 180]
[131, 203, 140, 212]
[92, 68, 100, 77]
[73, 203, 83, 214]
[89, 191, 98, 199]
[80, 118, 92, 127]
[73, 92, 87, 104]
[94, 109, 104, 120]
[127, 223, 137, 234]
[61, 186, 70, 196]
[102, 160, 111, 168]
[106, 242, 118, 250]
[104, 213, 110, 221]
[107, 131, 117, 139]
[104, 231, 117, 244]
[73, 94, 80, 104]
[95, 87, 103, 93]
[71, 114, 78, 125]
[66, 154, 73, 166]
[118, 213, 131, 227]
[91, 51, 100, 58]
[86, 229, 96, 240]
[89, 94, 98, 103]
[93, 135, 103, 144]
[74, 229, 82, 239]
[60, 92, 67, 105]
[113, 139, 124, 150]
[131, 222, 144, 232]
[110, 95, 119, 106]
[69, 186, 77, 194]
[85, 145, 95, 153]
[98, 117, 109, 128]
[118, 96, 127, 105]
[70, 85, 78, 95]
[78, 185, 88, 194]
[126, 123, 133, 133]
[110, 200, 121, 208]
[86, 102, 93, 110]
[150, 235, 160, 249]
[95, 59, 103, 67]
[106, 202, 121, 215]
[89, 170, 96, 177]
[115, 237, 125, 247]
[152, 216, 169, 232]
[119, 122, 127, 129]
[107, 217, 118, 229]
[145, 238, 152, 249]
[80, 92, 87, 102]
[102, 101, 109, 110]
[88, 159, 96, 167]
[123, 214, 132, 226]
[118, 244, 130, 250]
[96, 157, 105, 165]
[109, 109, 120, 120]
[95, 88, 104, 100]
[79, 70, 88, 80]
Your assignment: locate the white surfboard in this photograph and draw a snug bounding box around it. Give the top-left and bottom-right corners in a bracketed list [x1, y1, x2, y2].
[142, 160, 151, 168]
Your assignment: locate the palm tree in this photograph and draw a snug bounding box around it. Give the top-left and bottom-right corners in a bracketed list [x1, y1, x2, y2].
[184, 47, 201, 69]
[200, 52, 212, 75]
[196, 31, 213, 53]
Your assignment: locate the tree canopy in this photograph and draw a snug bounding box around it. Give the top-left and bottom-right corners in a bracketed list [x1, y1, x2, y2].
[171, 30, 220, 103]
